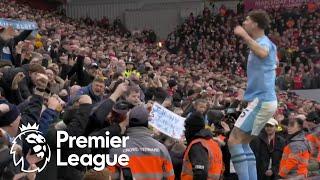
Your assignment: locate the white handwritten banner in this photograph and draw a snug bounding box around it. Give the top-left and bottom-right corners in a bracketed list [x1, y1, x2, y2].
[0, 18, 38, 30]
[149, 103, 185, 140]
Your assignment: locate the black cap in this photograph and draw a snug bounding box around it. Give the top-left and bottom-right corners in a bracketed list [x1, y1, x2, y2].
[0, 103, 20, 127]
[185, 112, 205, 131]
[129, 105, 149, 127]
[113, 100, 134, 115]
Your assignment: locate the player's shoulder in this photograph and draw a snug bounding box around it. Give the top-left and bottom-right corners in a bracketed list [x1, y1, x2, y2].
[258, 36, 277, 50]
[257, 35, 271, 44]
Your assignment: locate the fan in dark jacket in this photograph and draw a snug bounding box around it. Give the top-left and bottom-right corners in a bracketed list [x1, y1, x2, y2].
[0, 86, 47, 180]
[250, 118, 285, 180]
[85, 82, 129, 135]
[67, 55, 98, 87]
[183, 112, 223, 180]
[0, 63, 46, 104]
[0, 26, 32, 67]
[44, 95, 94, 180]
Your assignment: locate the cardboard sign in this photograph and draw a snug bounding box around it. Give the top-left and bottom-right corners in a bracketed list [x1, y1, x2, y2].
[149, 103, 185, 140]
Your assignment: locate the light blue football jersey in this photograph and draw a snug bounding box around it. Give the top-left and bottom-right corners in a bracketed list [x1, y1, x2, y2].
[243, 35, 277, 102]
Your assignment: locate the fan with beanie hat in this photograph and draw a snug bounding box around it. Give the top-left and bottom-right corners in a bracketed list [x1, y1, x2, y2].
[184, 111, 206, 144]
[0, 102, 21, 138]
[0, 102, 20, 128]
[108, 100, 134, 125]
[128, 105, 150, 128]
[113, 100, 134, 115]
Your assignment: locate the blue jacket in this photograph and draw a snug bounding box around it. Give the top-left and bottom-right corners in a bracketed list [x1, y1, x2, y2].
[72, 84, 102, 105]
[39, 108, 59, 136]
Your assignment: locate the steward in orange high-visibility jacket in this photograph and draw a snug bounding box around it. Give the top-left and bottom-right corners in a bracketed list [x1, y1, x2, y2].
[306, 125, 320, 177]
[279, 118, 311, 179]
[108, 105, 174, 180]
[304, 112, 320, 177]
[181, 112, 224, 180]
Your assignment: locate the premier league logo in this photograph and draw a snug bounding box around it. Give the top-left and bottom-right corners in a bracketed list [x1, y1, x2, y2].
[10, 123, 51, 173]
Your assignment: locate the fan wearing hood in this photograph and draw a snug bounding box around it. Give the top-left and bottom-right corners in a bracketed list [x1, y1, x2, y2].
[182, 112, 224, 180]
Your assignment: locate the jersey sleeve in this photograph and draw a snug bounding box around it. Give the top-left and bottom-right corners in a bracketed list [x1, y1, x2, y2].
[257, 38, 271, 55]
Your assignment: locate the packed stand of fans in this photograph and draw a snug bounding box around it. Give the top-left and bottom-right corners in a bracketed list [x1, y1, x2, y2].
[166, 4, 320, 90]
[0, 0, 319, 180]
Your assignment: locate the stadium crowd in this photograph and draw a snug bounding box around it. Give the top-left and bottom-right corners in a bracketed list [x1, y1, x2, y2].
[166, 4, 320, 90]
[0, 0, 319, 180]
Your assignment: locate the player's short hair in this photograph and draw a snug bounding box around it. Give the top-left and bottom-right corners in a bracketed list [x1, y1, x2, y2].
[248, 10, 270, 30]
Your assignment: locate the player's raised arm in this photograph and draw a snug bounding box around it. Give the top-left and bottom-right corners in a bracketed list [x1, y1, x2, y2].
[234, 10, 271, 59]
[234, 25, 269, 59]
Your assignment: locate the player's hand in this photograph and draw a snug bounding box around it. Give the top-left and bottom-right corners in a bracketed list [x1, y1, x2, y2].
[234, 26, 249, 38]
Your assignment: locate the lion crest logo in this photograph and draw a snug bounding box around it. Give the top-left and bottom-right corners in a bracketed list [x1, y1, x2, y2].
[10, 123, 51, 173]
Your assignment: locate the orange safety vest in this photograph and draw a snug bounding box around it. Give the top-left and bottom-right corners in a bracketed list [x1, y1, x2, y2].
[279, 140, 310, 178]
[108, 155, 174, 180]
[306, 133, 320, 162]
[181, 138, 223, 180]
[306, 132, 320, 177]
[108, 127, 175, 179]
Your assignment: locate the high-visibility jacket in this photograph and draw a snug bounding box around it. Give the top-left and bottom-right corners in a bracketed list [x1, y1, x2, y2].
[123, 69, 141, 78]
[181, 138, 223, 180]
[279, 131, 310, 178]
[306, 125, 320, 176]
[108, 127, 174, 180]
